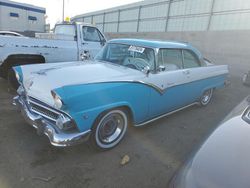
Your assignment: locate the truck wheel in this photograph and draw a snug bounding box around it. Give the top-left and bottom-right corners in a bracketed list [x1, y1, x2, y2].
[199, 89, 213, 106]
[90, 108, 128, 150]
[7, 68, 20, 90]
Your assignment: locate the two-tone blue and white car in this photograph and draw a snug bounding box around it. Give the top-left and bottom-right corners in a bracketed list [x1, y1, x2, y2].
[13, 39, 229, 150]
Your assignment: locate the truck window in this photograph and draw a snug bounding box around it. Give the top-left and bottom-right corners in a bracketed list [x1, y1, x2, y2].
[82, 26, 101, 42]
[54, 25, 76, 36]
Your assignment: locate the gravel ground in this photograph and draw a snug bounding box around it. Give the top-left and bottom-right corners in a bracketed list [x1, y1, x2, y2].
[0, 60, 249, 188]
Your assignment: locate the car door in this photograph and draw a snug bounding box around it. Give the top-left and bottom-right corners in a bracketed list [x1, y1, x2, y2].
[81, 26, 106, 59]
[182, 49, 205, 102]
[145, 49, 190, 118]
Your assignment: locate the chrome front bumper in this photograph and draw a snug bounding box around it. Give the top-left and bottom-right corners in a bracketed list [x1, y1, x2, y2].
[13, 95, 91, 147]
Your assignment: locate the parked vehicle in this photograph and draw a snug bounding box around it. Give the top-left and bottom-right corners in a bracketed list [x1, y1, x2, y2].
[0, 22, 106, 79]
[168, 95, 250, 188]
[13, 39, 229, 150]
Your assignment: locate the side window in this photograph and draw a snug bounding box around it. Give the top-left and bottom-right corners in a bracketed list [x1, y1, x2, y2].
[158, 49, 182, 71]
[183, 50, 200, 68]
[82, 26, 101, 42]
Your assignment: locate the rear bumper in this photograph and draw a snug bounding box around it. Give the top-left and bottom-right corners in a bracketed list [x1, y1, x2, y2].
[13, 95, 91, 147]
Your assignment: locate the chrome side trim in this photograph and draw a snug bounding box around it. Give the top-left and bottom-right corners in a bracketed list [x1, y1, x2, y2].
[63, 73, 228, 96]
[132, 80, 164, 94]
[65, 80, 165, 95]
[134, 102, 199, 127]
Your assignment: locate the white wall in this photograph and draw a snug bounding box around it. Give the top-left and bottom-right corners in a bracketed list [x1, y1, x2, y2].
[72, 0, 250, 33]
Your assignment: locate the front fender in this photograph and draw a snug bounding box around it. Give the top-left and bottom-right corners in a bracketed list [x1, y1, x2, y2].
[55, 82, 151, 132]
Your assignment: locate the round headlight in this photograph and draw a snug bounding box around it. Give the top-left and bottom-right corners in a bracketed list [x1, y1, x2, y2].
[56, 114, 73, 130]
[51, 91, 63, 109]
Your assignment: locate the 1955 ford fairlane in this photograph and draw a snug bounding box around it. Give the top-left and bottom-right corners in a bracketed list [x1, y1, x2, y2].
[13, 39, 229, 150]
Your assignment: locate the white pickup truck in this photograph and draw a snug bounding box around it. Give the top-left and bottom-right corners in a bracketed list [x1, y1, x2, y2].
[0, 22, 106, 79]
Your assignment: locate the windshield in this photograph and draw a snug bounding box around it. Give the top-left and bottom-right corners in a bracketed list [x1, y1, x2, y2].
[95, 43, 155, 71]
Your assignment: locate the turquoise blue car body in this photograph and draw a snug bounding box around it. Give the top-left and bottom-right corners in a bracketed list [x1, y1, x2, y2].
[13, 38, 229, 147]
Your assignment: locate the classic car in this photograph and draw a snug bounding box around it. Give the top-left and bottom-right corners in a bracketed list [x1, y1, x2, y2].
[168, 95, 250, 188]
[13, 39, 229, 149]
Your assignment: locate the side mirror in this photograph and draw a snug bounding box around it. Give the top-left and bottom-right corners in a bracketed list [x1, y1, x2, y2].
[158, 65, 166, 72]
[80, 50, 90, 61]
[100, 39, 106, 46]
[142, 66, 150, 76]
[243, 71, 250, 86]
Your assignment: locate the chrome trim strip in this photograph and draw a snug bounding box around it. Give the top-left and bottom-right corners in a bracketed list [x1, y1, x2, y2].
[65, 80, 165, 95]
[63, 73, 228, 95]
[134, 102, 199, 127]
[132, 80, 164, 94]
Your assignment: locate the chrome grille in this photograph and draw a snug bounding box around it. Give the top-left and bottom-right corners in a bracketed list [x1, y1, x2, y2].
[27, 97, 60, 122]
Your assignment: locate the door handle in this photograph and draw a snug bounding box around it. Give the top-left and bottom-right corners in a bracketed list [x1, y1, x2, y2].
[182, 70, 190, 75]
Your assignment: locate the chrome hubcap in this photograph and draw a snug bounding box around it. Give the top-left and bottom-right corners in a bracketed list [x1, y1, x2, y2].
[202, 89, 212, 104]
[98, 113, 125, 144]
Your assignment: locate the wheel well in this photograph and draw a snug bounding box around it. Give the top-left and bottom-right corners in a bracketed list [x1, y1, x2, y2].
[93, 105, 134, 130]
[0, 54, 45, 78]
[121, 106, 134, 125]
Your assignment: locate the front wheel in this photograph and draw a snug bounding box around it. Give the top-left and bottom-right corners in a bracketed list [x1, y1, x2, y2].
[90, 109, 128, 150]
[199, 89, 213, 106]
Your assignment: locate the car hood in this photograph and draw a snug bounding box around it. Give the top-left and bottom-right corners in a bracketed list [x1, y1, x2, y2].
[173, 96, 250, 188]
[19, 61, 145, 106]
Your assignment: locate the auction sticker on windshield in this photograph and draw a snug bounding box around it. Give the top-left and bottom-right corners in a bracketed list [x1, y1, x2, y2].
[128, 45, 145, 53]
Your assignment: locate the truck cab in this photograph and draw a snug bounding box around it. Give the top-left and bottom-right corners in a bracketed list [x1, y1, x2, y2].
[0, 22, 106, 80]
[52, 22, 106, 60]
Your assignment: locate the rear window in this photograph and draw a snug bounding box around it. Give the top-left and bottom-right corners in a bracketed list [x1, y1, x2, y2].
[54, 25, 76, 36]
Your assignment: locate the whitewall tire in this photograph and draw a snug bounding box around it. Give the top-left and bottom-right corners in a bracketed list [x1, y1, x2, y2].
[199, 89, 213, 106]
[91, 109, 128, 150]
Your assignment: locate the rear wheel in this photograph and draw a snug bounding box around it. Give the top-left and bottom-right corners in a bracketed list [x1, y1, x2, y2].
[199, 89, 213, 106]
[90, 108, 128, 150]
